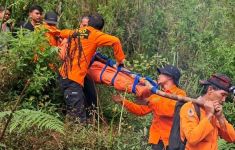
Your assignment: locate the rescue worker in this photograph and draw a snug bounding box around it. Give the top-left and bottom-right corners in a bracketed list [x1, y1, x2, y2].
[112, 65, 186, 150]
[180, 74, 235, 150]
[20, 5, 43, 31]
[43, 11, 61, 46]
[78, 15, 98, 120]
[59, 13, 126, 123]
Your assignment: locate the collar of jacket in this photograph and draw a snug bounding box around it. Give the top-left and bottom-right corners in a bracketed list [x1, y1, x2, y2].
[164, 85, 177, 94]
[80, 26, 97, 31]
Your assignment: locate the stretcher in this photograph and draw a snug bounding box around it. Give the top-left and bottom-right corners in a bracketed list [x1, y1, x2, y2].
[87, 53, 158, 97]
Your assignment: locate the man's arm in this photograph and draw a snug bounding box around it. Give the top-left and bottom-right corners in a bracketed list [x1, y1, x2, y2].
[213, 101, 235, 142]
[95, 33, 125, 64]
[122, 100, 152, 116]
[60, 29, 74, 38]
[218, 118, 235, 142]
[112, 95, 151, 116]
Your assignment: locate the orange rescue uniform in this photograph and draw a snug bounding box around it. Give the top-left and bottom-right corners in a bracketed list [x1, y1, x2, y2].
[180, 102, 235, 150]
[59, 26, 125, 86]
[43, 23, 61, 46]
[122, 85, 186, 145]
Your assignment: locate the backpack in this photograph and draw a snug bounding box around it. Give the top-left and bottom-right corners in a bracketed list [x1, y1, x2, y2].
[168, 101, 201, 150]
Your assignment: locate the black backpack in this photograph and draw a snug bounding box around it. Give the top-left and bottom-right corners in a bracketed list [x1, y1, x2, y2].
[168, 101, 201, 150]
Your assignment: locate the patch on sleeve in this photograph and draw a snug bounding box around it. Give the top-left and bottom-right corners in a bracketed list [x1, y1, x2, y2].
[187, 108, 195, 117]
[78, 29, 90, 39]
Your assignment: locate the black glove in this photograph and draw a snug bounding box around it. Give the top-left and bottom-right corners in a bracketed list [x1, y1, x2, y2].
[118, 63, 124, 68]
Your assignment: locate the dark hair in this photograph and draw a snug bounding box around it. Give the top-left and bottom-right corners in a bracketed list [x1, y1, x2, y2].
[29, 5, 43, 13]
[200, 84, 219, 96]
[88, 13, 104, 30]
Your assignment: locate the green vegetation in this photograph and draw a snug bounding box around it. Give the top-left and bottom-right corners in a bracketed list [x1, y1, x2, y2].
[0, 0, 234, 149]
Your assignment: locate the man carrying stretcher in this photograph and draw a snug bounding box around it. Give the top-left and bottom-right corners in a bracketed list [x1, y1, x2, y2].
[58, 13, 126, 123]
[112, 65, 186, 150]
[179, 74, 235, 150]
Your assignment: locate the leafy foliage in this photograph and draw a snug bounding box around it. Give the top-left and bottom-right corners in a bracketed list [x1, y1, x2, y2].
[218, 139, 235, 150]
[126, 53, 168, 77]
[0, 29, 60, 107]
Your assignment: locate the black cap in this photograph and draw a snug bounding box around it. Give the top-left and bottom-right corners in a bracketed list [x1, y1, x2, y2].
[157, 65, 181, 85]
[44, 11, 58, 25]
[200, 73, 232, 93]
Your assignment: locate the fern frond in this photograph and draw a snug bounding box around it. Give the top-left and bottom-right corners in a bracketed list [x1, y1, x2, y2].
[0, 109, 64, 134]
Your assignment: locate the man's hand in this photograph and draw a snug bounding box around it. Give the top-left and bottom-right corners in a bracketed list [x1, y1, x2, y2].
[204, 101, 215, 120]
[115, 59, 125, 68]
[137, 88, 152, 100]
[112, 95, 124, 104]
[213, 101, 224, 119]
[213, 101, 226, 129]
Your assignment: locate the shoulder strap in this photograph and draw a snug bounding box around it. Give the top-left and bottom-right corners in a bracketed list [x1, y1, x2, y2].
[192, 102, 201, 120]
[76, 31, 89, 67]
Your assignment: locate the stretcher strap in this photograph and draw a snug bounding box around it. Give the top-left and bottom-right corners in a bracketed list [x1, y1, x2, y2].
[132, 75, 140, 93]
[91, 53, 135, 75]
[89, 52, 116, 68]
[145, 76, 159, 93]
[100, 59, 112, 83]
[89, 54, 96, 68]
[111, 66, 122, 85]
[151, 86, 158, 93]
[96, 52, 109, 60]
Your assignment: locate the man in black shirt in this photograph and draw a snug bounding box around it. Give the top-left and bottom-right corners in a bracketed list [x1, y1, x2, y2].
[20, 5, 43, 31]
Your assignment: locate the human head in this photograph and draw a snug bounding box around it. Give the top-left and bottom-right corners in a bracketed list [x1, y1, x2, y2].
[29, 5, 43, 24]
[200, 74, 233, 104]
[79, 16, 89, 28]
[0, 6, 11, 22]
[88, 13, 104, 30]
[157, 65, 181, 87]
[44, 11, 58, 25]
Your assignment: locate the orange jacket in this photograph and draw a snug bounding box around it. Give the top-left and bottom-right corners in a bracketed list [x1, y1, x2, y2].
[59, 26, 125, 86]
[122, 85, 186, 145]
[180, 102, 235, 150]
[43, 23, 61, 46]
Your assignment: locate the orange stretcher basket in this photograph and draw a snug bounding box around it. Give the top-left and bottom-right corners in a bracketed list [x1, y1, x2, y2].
[87, 53, 158, 97]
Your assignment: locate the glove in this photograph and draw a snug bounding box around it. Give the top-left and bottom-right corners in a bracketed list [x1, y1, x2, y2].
[116, 59, 125, 68]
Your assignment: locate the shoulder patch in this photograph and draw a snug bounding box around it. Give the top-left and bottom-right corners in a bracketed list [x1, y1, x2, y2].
[187, 108, 195, 117]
